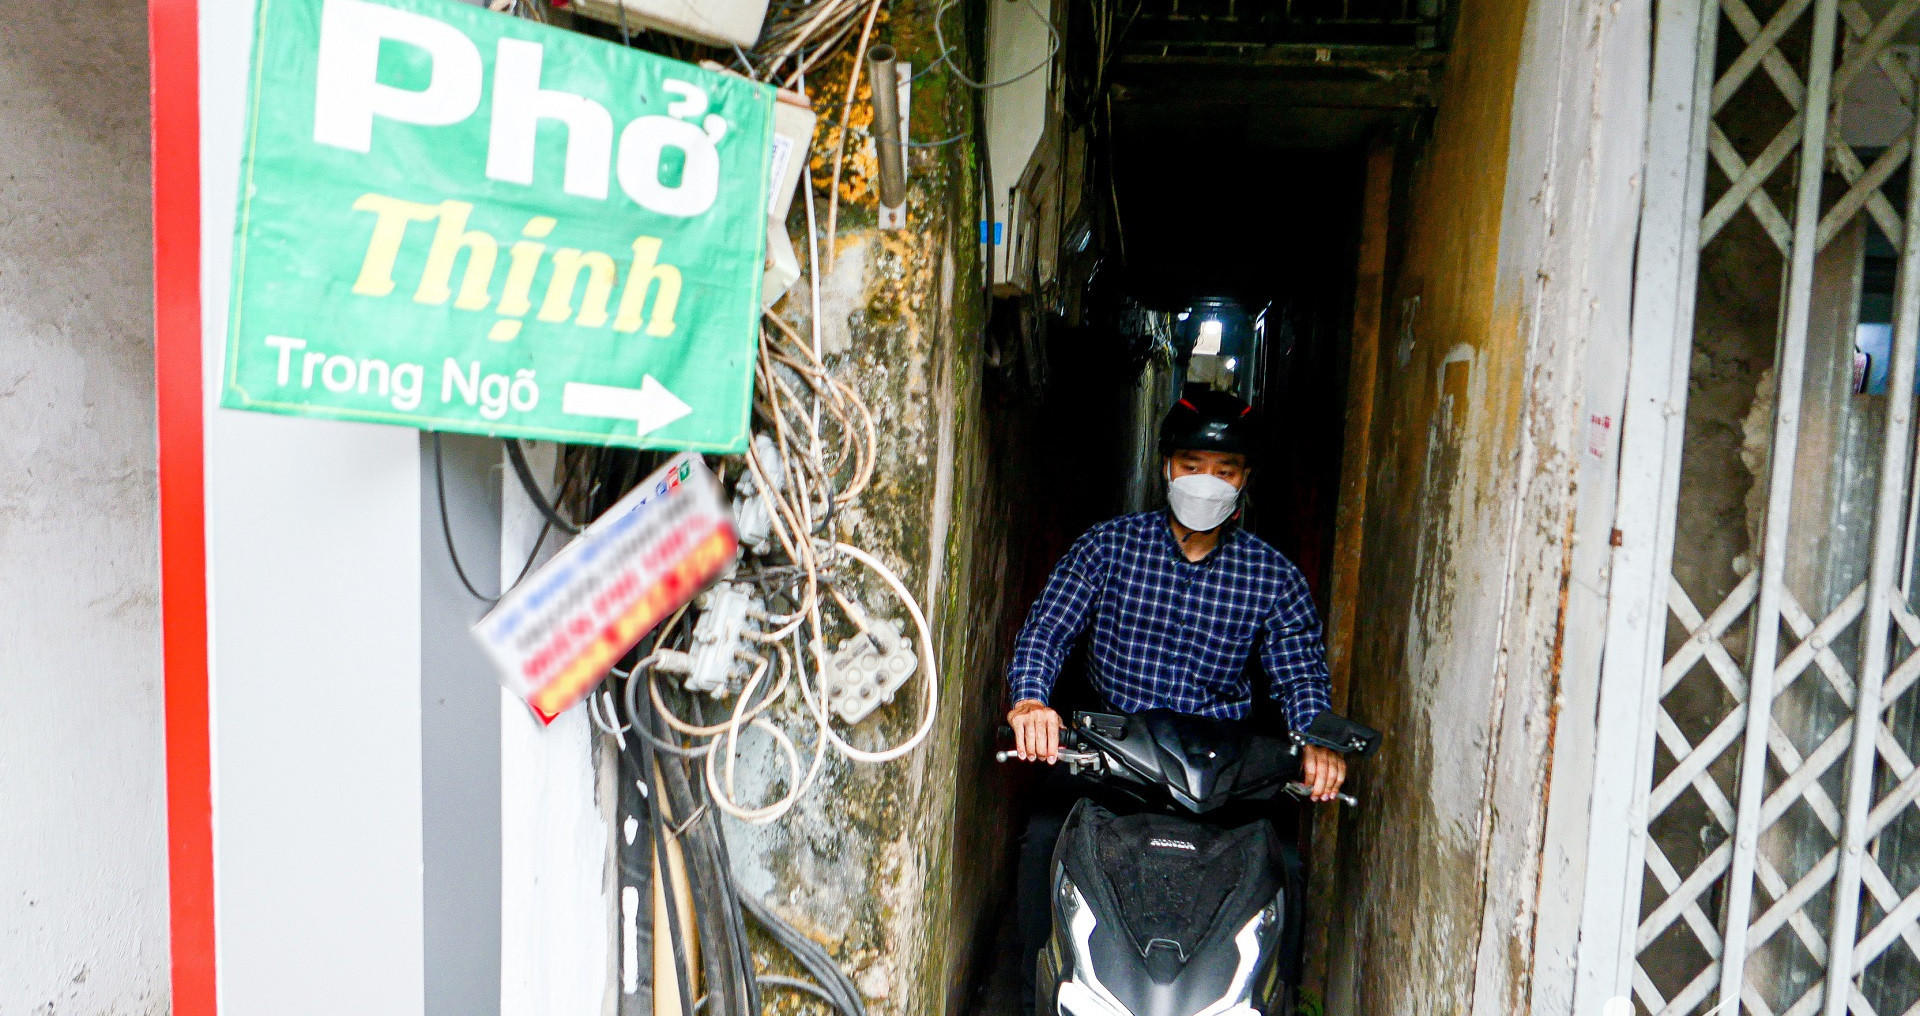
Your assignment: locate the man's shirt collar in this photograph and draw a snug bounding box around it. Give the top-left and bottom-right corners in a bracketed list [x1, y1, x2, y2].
[1154, 509, 1242, 566]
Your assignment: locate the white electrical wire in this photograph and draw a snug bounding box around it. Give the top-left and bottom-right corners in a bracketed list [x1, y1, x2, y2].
[651, 654, 784, 738]
[703, 644, 833, 825]
[589, 39, 941, 835]
[799, 542, 940, 764]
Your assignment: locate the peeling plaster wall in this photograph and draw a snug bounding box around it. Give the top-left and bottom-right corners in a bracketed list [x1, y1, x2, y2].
[0, 1, 170, 1013]
[1319, 0, 1651, 1011]
[1319, 0, 1533, 1000]
[721, 6, 1025, 1013]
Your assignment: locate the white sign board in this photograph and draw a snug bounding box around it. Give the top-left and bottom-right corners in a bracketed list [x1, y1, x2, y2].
[476, 453, 737, 720]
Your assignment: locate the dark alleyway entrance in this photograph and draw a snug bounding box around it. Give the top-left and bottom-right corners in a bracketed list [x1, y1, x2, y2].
[968, 2, 1441, 1006]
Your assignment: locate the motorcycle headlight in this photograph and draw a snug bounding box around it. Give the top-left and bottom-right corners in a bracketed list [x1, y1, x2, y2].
[1053, 877, 1132, 1016]
[1059, 888, 1279, 1016]
[1188, 897, 1282, 1016]
[1053, 879, 1283, 1016]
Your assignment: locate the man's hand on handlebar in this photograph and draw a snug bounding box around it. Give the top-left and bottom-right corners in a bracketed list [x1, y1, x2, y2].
[1302, 744, 1348, 802]
[1008, 699, 1062, 763]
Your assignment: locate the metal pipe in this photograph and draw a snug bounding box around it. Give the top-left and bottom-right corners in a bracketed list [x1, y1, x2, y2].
[1717, 1, 1842, 1007]
[1819, 50, 1920, 1016]
[866, 45, 905, 208]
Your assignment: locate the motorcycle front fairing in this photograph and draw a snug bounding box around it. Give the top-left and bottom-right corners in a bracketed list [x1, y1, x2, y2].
[1069, 711, 1299, 813]
[1040, 801, 1288, 1016]
[1027, 709, 1371, 1015]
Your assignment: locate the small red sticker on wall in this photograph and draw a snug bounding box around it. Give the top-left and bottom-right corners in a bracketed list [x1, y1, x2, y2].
[1587, 413, 1613, 459]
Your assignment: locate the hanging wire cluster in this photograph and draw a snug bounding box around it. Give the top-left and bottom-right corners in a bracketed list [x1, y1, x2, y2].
[430, 2, 1063, 1009]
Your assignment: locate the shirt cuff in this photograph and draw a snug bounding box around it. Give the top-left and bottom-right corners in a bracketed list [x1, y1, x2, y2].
[1287, 704, 1326, 734]
[1008, 676, 1050, 705]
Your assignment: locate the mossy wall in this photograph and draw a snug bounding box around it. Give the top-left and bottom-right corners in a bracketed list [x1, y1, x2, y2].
[722, 7, 1031, 1013]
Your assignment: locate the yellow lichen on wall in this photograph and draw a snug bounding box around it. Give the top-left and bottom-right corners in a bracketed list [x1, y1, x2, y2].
[806, 45, 885, 206]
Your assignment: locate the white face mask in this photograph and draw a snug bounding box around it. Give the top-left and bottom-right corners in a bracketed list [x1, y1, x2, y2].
[1165, 467, 1241, 532]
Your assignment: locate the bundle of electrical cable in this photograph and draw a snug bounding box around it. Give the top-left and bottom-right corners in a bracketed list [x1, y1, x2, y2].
[435, 343, 908, 1013]
[604, 657, 870, 1016]
[578, 331, 930, 1012]
[584, 307, 935, 799]
[431, 2, 1010, 1008]
[569, 124, 944, 1010]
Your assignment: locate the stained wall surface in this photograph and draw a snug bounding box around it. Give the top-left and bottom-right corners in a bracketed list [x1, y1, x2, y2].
[0, 1, 171, 1012]
[1318, 0, 1648, 1010]
[1321, 0, 1531, 993]
[717, 4, 1031, 1013]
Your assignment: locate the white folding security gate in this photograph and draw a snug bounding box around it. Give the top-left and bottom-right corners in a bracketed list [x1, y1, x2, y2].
[1580, 0, 1920, 1013]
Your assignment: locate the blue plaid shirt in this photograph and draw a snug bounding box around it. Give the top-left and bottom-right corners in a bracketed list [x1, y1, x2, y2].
[1008, 511, 1332, 731]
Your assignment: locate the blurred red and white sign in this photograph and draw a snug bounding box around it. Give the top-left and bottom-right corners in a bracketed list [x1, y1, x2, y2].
[476, 453, 737, 721]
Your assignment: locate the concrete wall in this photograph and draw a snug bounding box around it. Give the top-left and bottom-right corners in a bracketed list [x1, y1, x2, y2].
[719, 5, 1027, 1012]
[0, 1, 170, 1012]
[1320, 0, 1532, 992]
[1320, 0, 1650, 1011]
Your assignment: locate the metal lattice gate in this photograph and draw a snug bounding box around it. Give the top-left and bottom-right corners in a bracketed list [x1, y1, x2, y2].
[1592, 0, 1920, 1013]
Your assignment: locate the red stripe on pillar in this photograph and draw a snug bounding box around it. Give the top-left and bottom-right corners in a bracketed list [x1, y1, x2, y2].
[150, 0, 216, 1011]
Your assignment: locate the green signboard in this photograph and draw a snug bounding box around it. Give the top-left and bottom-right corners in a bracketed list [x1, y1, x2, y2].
[223, 0, 773, 452]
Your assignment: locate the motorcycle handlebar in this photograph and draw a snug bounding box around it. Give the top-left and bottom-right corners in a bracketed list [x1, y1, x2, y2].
[995, 748, 1100, 766]
[991, 748, 1359, 807]
[1284, 781, 1359, 808]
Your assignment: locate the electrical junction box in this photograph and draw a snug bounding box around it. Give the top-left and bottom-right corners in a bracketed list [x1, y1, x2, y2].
[684, 582, 760, 697]
[570, 0, 771, 48]
[814, 617, 917, 724]
[695, 65, 815, 307]
[762, 90, 816, 306]
[767, 89, 816, 224]
[764, 223, 801, 310]
[730, 434, 784, 555]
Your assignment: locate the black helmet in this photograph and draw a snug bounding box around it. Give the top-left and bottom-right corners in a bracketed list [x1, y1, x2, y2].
[1158, 388, 1258, 462]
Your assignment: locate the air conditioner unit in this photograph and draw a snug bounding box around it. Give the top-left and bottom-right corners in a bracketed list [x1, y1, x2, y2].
[570, 0, 770, 48]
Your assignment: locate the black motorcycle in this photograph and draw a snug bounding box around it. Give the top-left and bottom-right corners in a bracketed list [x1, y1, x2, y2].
[998, 710, 1380, 1016]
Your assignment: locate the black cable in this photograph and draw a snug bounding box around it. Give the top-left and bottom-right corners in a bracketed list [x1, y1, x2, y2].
[739, 891, 867, 1016]
[656, 698, 753, 1016]
[618, 648, 790, 761]
[723, 767, 865, 1016]
[688, 698, 762, 1016]
[433, 433, 498, 601]
[433, 433, 554, 603]
[632, 619, 698, 1013]
[695, 976, 841, 1014]
[812, 474, 840, 537]
[505, 438, 582, 535]
[758, 975, 840, 1005]
[641, 695, 698, 1016]
[605, 587, 861, 1015]
[622, 668, 716, 760]
[720, 850, 762, 1016]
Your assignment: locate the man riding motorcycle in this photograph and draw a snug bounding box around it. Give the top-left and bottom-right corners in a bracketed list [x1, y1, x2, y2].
[1003, 388, 1346, 1007]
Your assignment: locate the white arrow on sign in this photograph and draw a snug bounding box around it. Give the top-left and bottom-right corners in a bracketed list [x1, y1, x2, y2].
[561, 377, 693, 437]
